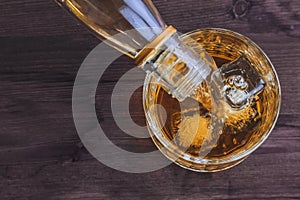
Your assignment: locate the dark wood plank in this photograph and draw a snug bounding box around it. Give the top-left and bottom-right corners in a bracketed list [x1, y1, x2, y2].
[0, 0, 299, 199]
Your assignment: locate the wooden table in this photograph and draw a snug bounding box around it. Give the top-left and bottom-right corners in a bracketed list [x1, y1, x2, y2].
[0, 0, 299, 199]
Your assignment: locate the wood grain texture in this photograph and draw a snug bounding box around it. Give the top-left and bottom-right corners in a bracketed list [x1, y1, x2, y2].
[0, 0, 299, 199]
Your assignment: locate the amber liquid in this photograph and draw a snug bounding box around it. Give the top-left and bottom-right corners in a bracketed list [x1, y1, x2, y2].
[154, 56, 263, 158]
[146, 30, 280, 160]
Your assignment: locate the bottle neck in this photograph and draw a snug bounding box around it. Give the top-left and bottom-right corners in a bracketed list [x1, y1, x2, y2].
[134, 26, 177, 67]
[135, 26, 213, 102]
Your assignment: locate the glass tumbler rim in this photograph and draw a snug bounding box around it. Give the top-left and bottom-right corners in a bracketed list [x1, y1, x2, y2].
[143, 28, 281, 171]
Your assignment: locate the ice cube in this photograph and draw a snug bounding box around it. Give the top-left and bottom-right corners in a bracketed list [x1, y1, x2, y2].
[212, 57, 265, 109]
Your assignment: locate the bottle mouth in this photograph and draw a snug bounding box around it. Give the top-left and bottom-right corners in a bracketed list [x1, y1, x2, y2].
[137, 25, 213, 102]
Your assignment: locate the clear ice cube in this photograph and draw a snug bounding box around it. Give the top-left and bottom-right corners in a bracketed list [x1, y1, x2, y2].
[212, 57, 265, 109]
